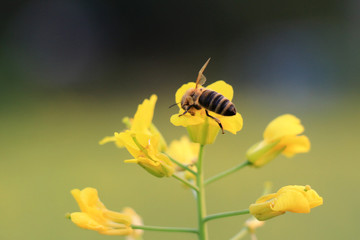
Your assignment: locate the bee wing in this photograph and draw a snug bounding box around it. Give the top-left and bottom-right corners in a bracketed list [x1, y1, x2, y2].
[198, 74, 207, 86]
[195, 58, 211, 88]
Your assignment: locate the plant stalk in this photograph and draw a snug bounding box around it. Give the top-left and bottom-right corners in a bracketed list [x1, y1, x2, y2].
[196, 144, 208, 240]
[132, 225, 198, 234]
[205, 161, 250, 185]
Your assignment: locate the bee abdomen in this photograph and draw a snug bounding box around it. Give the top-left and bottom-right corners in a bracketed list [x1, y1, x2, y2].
[199, 90, 236, 116]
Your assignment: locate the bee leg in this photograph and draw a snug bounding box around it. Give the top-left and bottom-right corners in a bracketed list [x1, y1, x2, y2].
[178, 109, 189, 117]
[205, 110, 224, 134]
[179, 106, 192, 117]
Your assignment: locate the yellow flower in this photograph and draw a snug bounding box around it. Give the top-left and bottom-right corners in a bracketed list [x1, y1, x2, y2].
[119, 131, 174, 178]
[249, 185, 323, 221]
[167, 136, 199, 181]
[167, 136, 199, 168]
[170, 81, 243, 145]
[99, 95, 173, 177]
[69, 187, 139, 236]
[100, 94, 167, 152]
[247, 114, 310, 167]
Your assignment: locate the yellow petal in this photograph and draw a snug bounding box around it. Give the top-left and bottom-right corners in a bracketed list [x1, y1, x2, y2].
[79, 188, 106, 210]
[71, 189, 85, 212]
[170, 113, 204, 127]
[70, 212, 105, 231]
[277, 185, 323, 209]
[264, 114, 304, 141]
[271, 189, 311, 213]
[219, 112, 243, 134]
[305, 190, 324, 208]
[281, 135, 311, 157]
[167, 136, 199, 165]
[117, 131, 143, 158]
[206, 80, 234, 101]
[132, 95, 157, 133]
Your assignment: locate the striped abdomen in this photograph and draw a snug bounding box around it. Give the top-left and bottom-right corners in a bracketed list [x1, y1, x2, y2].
[198, 89, 236, 116]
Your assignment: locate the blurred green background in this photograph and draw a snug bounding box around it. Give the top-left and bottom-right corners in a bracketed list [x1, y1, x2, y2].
[1, 1, 359, 239]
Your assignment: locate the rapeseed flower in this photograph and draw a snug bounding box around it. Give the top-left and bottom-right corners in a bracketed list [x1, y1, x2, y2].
[120, 131, 174, 177]
[100, 94, 167, 152]
[100, 95, 173, 177]
[167, 136, 199, 169]
[170, 81, 243, 145]
[247, 114, 310, 167]
[167, 136, 199, 181]
[69, 187, 141, 236]
[249, 185, 323, 221]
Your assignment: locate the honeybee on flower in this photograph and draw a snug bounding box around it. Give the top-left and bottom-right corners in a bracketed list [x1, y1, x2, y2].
[170, 59, 243, 144]
[174, 58, 237, 134]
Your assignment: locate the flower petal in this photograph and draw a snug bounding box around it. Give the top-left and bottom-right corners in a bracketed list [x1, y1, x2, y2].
[220, 113, 243, 134]
[70, 212, 106, 231]
[281, 135, 311, 157]
[271, 189, 311, 213]
[206, 80, 234, 101]
[132, 95, 157, 133]
[167, 136, 199, 165]
[170, 113, 204, 127]
[264, 114, 304, 141]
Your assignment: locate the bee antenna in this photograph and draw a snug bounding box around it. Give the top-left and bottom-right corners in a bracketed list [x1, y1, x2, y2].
[169, 102, 181, 108]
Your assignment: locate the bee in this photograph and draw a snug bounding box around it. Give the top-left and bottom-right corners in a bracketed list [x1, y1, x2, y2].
[177, 58, 237, 134]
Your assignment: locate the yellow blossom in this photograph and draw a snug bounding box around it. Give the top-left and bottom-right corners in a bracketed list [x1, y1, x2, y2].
[99, 95, 173, 177]
[167, 136, 199, 181]
[100, 94, 167, 152]
[170, 81, 243, 145]
[249, 185, 323, 221]
[69, 187, 137, 236]
[247, 114, 310, 167]
[167, 136, 199, 169]
[119, 131, 174, 178]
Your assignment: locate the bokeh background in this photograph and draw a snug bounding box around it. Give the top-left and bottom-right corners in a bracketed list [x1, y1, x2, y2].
[1, 1, 359, 239]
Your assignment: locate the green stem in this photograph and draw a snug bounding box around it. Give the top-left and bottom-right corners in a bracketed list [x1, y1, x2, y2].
[166, 154, 197, 176]
[196, 145, 208, 240]
[131, 225, 198, 234]
[229, 227, 248, 240]
[203, 209, 250, 223]
[172, 174, 199, 192]
[205, 161, 250, 186]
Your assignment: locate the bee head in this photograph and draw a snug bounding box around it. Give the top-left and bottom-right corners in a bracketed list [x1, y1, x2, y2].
[181, 88, 196, 110]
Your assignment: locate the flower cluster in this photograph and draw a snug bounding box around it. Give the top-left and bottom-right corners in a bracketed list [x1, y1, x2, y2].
[68, 60, 323, 240]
